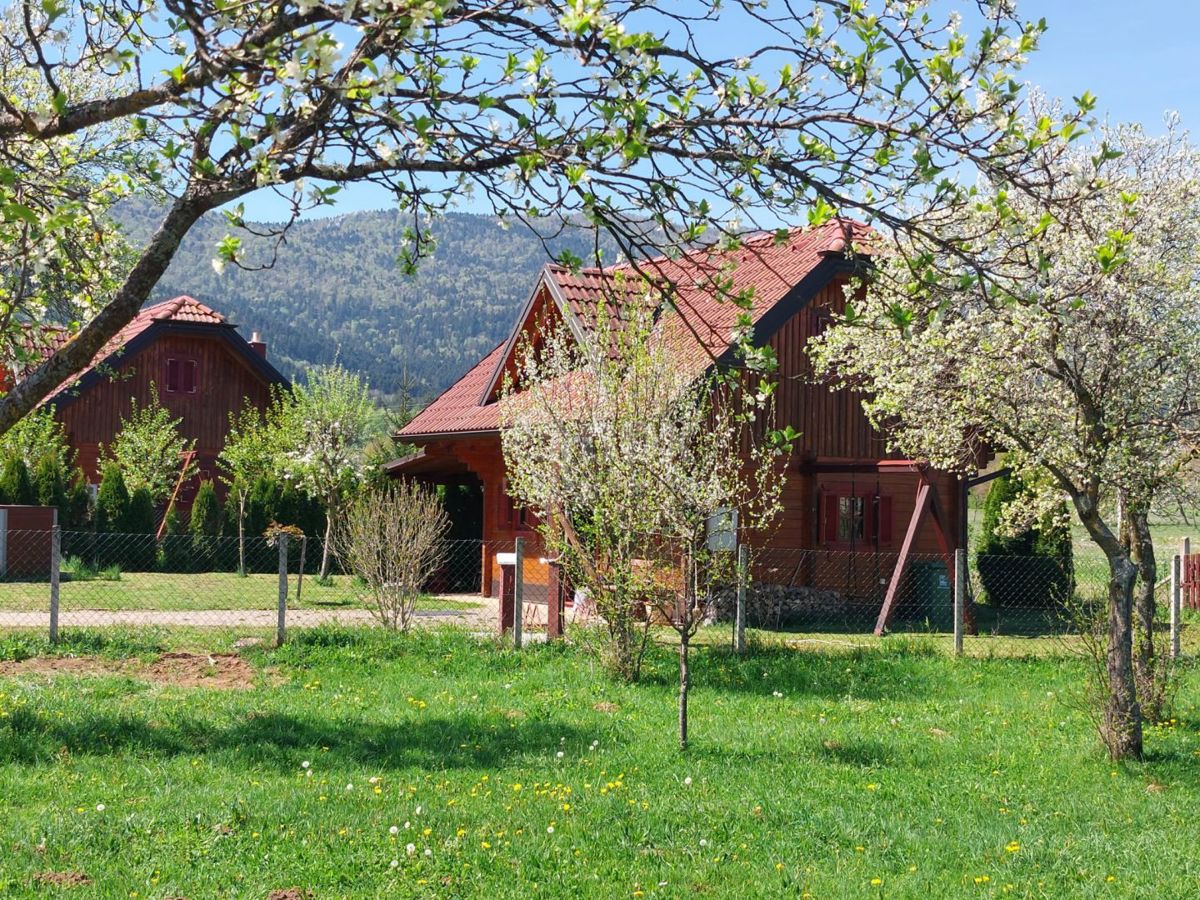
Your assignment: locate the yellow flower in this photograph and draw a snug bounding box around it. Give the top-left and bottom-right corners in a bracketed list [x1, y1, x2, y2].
[870, 878, 882, 886]
[1005, 841, 1020, 853]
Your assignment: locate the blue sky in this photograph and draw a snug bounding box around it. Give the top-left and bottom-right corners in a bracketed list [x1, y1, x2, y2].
[240, 0, 1200, 222]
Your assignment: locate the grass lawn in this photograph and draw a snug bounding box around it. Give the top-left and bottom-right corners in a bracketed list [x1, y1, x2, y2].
[1, 627, 1199, 897]
[0, 572, 480, 612]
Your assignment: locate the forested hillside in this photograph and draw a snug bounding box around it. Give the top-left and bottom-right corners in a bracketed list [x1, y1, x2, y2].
[118, 205, 604, 402]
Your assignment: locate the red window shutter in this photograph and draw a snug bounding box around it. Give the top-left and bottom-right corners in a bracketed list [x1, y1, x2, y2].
[822, 493, 839, 544]
[166, 358, 180, 392]
[878, 495, 894, 545]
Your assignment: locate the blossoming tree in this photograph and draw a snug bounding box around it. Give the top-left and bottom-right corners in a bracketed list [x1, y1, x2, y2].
[501, 302, 786, 748]
[219, 399, 285, 576]
[811, 121, 1200, 760]
[274, 365, 375, 579]
[1, 0, 1094, 437]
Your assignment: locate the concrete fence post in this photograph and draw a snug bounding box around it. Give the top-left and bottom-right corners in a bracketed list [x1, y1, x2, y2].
[277, 533, 289, 647]
[953, 548, 966, 657]
[735, 543, 747, 656]
[513, 537, 524, 650]
[1170, 552, 1182, 661]
[49, 525, 61, 643]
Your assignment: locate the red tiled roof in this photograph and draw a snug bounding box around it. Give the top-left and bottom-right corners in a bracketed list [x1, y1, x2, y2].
[400, 221, 868, 440]
[27, 296, 230, 399]
[400, 342, 509, 436]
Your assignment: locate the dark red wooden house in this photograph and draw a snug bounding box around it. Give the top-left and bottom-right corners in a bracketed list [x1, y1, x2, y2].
[12, 295, 287, 511]
[390, 223, 966, 631]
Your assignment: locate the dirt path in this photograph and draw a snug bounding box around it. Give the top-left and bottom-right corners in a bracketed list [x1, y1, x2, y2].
[0, 595, 500, 630]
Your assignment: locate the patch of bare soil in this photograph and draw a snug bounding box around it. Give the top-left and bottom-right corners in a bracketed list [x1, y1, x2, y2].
[267, 890, 315, 900]
[32, 871, 91, 887]
[0, 653, 262, 690]
[143, 653, 258, 690]
[593, 701, 619, 713]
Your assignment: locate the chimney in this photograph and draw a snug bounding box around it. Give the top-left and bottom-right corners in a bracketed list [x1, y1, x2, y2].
[248, 330, 267, 358]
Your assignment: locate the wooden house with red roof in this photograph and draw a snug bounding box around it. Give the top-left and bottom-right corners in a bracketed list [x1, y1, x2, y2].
[391, 223, 966, 632]
[6, 296, 288, 511]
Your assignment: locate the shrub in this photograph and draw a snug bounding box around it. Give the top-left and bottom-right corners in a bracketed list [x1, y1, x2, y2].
[976, 473, 1074, 608]
[95, 462, 130, 533]
[122, 487, 159, 570]
[33, 453, 68, 518]
[158, 505, 193, 573]
[189, 480, 226, 570]
[332, 482, 449, 631]
[0, 450, 35, 505]
[64, 472, 92, 529]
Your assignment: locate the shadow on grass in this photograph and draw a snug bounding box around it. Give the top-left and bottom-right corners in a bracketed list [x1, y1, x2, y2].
[0, 706, 589, 772]
[637, 640, 939, 701]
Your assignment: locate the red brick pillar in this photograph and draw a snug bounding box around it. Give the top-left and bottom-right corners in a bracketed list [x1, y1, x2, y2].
[498, 553, 516, 634]
[546, 561, 568, 639]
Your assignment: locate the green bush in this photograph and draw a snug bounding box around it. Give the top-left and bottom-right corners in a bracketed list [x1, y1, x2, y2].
[976, 473, 1074, 608]
[123, 487, 159, 570]
[95, 462, 130, 534]
[158, 505, 193, 572]
[64, 472, 92, 529]
[0, 450, 35, 505]
[33, 453, 68, 519]
[189, 480, 228, 570]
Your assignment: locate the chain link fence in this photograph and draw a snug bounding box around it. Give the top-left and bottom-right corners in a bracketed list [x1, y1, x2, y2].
[1, 529, 1195, 658]
[0, 530, 507, 643]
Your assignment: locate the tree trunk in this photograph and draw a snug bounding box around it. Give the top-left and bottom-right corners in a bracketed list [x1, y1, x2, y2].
[678, 629, 690, 751]
[319, 512, 334, 580]
[0, 193, 213, 437]
[1129, 506, 1166, 721]
[237, 495, 247, 577]
[1075, 500, 1143, 760]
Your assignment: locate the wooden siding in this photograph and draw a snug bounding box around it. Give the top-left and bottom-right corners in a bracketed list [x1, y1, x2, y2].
[54, 329, 276, 502]
[766, 278, 893, 462]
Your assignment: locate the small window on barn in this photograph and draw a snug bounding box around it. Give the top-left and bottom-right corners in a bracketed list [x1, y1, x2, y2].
[166, 358, 181, 392]
[184, 359, 198, 393]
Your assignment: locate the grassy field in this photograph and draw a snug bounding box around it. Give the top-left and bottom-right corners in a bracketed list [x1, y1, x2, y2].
[1, 627, 1199, 897]
[0, 572, 479, 612]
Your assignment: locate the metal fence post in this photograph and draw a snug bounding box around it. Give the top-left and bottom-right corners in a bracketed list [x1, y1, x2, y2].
[49, 525, 61, 643]
[513, 537, 524, 649]
[277, 533, 289, 647]
[1170, 552, 1182, 661]
[735, 543, 747, 656]
[953, 548, 966, 657]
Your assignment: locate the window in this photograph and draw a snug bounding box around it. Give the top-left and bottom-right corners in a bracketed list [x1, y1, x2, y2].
[165, 358, 199, 394]
[822, 487, 892, 547]
[500, 480, 540, 532]
[838, 495, 865, 543]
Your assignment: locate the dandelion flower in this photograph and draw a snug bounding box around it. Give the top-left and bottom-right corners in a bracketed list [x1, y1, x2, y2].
[390, 860, 398, 868]
[684, 777, 693, 786]
[346, 784, 354, 792]
[699, 839, 708, 847]
[556, 751, 565, 759]
[547, 825, 555, 834]
[96, 804, 106, 812]
[406, 843, 416, 856]
[302, 760, 310, 769]
[389, 825, 400, 835]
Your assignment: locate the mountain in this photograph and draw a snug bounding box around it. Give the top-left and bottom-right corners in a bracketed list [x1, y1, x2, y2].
[119, 204, 606, 403]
